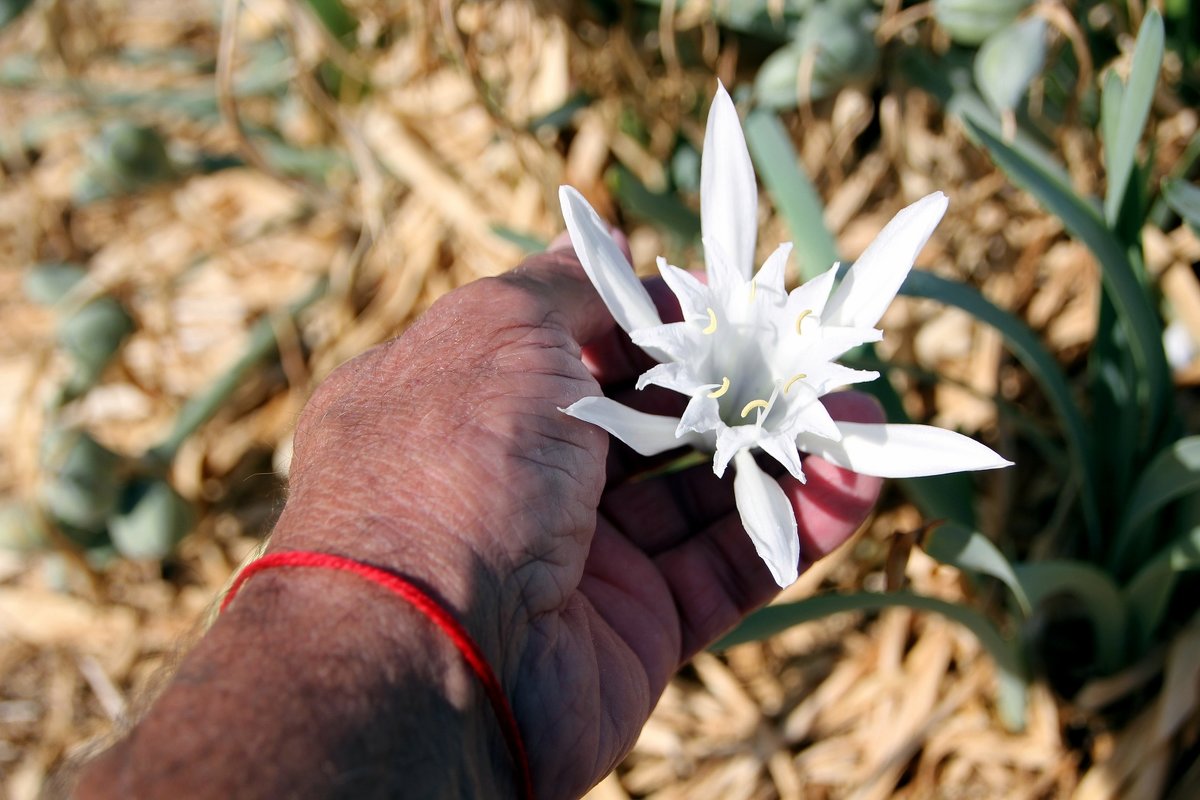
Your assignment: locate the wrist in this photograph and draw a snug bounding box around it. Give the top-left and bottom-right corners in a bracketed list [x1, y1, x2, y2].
[266, 499, 521, 687]
[77, 564, 516, 799]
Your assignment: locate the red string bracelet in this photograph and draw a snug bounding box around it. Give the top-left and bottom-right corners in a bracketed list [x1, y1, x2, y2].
[220, 550, 535, 800]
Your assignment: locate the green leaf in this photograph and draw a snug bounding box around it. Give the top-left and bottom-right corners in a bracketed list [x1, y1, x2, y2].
[1015, 561, 1127, 673]
[303, 0, 358, 42]
[1162, 178, 1200, 234]
[974, 18, 1047, 114]
[753, 5, 879, 108]
[490, 225, 547, 254]
[714, 590, 1027, 729]
[1124, 522, 1200, 650]
[606, 164, 701, 242]
[743, 109, 838, 281]
[39, 429, 122, 533]
[1103, 9, 1164, 226]
[932, 0, 1030, 45]
[57, 297, 135, 398]
[109, 479, 194, 560]
[23, 263, 87, 305]
[925, 522, 1032, 616]
[963, 117, 1170, 446]
[0, 0, 34, 28]
[1100, 70, 1125, 183]
[899, 270, 1098, 543]
[1115, 436, 1200, 556]
[150, 278, 328, 464]
[527, 92, 593, 133]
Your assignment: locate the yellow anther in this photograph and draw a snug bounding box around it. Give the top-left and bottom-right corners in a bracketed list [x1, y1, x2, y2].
[783, 373, 808, 394]
[795, 309, 812, 333]
[749, 280, 757, 302]
[740, 399, 770, 418]
[707, 377, 731, 399]
[702, 307, 718, 334]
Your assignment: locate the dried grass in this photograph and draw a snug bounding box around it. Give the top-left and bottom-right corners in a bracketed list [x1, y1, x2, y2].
[2, 1, 1199, 798]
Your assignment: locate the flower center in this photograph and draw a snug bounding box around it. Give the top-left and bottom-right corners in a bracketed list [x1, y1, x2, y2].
[701, 301, 817, 428]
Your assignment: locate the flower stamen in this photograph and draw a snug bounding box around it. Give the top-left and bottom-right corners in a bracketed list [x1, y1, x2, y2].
[707, 377, 731, 398]
[740, 399, 769, 418]
[702, 307, 718, 334]
[783, 373, 807, 394]
[749, 280, 757, 302]
[795, 309, 813, 334]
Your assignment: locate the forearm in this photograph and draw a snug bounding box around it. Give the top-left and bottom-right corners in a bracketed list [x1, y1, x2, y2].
[73, 562, 514, 799]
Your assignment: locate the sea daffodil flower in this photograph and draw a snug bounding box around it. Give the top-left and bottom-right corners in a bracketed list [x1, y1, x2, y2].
[559, 83, 1011, 587]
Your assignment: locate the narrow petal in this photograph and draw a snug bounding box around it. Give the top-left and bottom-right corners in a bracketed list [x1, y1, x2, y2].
[805, 363, 880, 396]
[635, 362, 709, 394]
[630, 321, 704, 363]
[559, 186, 663, 335]
[713, 424, 764, 478]
[733, 449, 800, 587]
[702, 235, 744, 301]
[795, 422, 1013, 478]
[806, 325, 884, 362]
[676, 393, 722, 437]
[786, 260, 840, 318]
[560, 396, 685, 456]
[753, 242, 792, 296]
[822, 192, 949, 329]
[701, 82, 758, 284]
[758, 433, 806, 483]
[779, 392, 843, 441]
[657, 258, 712, 321]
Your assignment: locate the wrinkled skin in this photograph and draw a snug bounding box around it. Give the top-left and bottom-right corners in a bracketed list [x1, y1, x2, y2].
[275, 241, 883, 798]
[75, 242, 882, 800]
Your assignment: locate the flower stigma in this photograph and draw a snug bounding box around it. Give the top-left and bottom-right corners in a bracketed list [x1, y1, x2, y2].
[740, 399, 769, 418]
[707, 377, 731, 398]
[783, 373, 807, 393]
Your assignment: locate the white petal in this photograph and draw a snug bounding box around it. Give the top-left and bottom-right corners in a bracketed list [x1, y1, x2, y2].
[795, 422, 1013, 478]
[779, 391, 842, 441]
[636, 362, 708, 394]
[758, 433, 806, 483]
[806, 363, 880, 396]
[733, 449, 800, 587]
[806, 325, 884, 362]
[676, 393, 722, 437]
[701, 82, 758, 284]
[822, 192, 949, 329]
[753, 243, 792, 296]
[713, 424, 764, 478]
[657, 258, 712, 321]
[630, 321, 704, 362]
[559, 186, 663, 336]
[702, 235, 744, 301]
[561, 396, 685, 456]
[786, 260, 840, 318]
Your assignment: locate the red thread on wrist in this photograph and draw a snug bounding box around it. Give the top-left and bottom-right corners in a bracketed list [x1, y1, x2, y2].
[220, 550, 535, 800]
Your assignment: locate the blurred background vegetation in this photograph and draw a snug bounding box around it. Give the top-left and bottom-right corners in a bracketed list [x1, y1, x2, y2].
[1, 0, 1199, 797]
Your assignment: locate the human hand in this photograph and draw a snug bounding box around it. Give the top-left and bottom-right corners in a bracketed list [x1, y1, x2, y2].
[272, 237, 883, 798]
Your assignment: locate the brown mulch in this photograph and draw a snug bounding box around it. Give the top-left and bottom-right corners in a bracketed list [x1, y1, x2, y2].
[2, 1, 1199, 798]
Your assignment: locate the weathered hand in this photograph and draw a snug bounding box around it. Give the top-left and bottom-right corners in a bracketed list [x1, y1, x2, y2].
[273, 241, 883, 799]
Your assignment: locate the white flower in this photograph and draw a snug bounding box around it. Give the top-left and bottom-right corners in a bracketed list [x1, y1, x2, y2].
[559, 82, 1012, 587]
